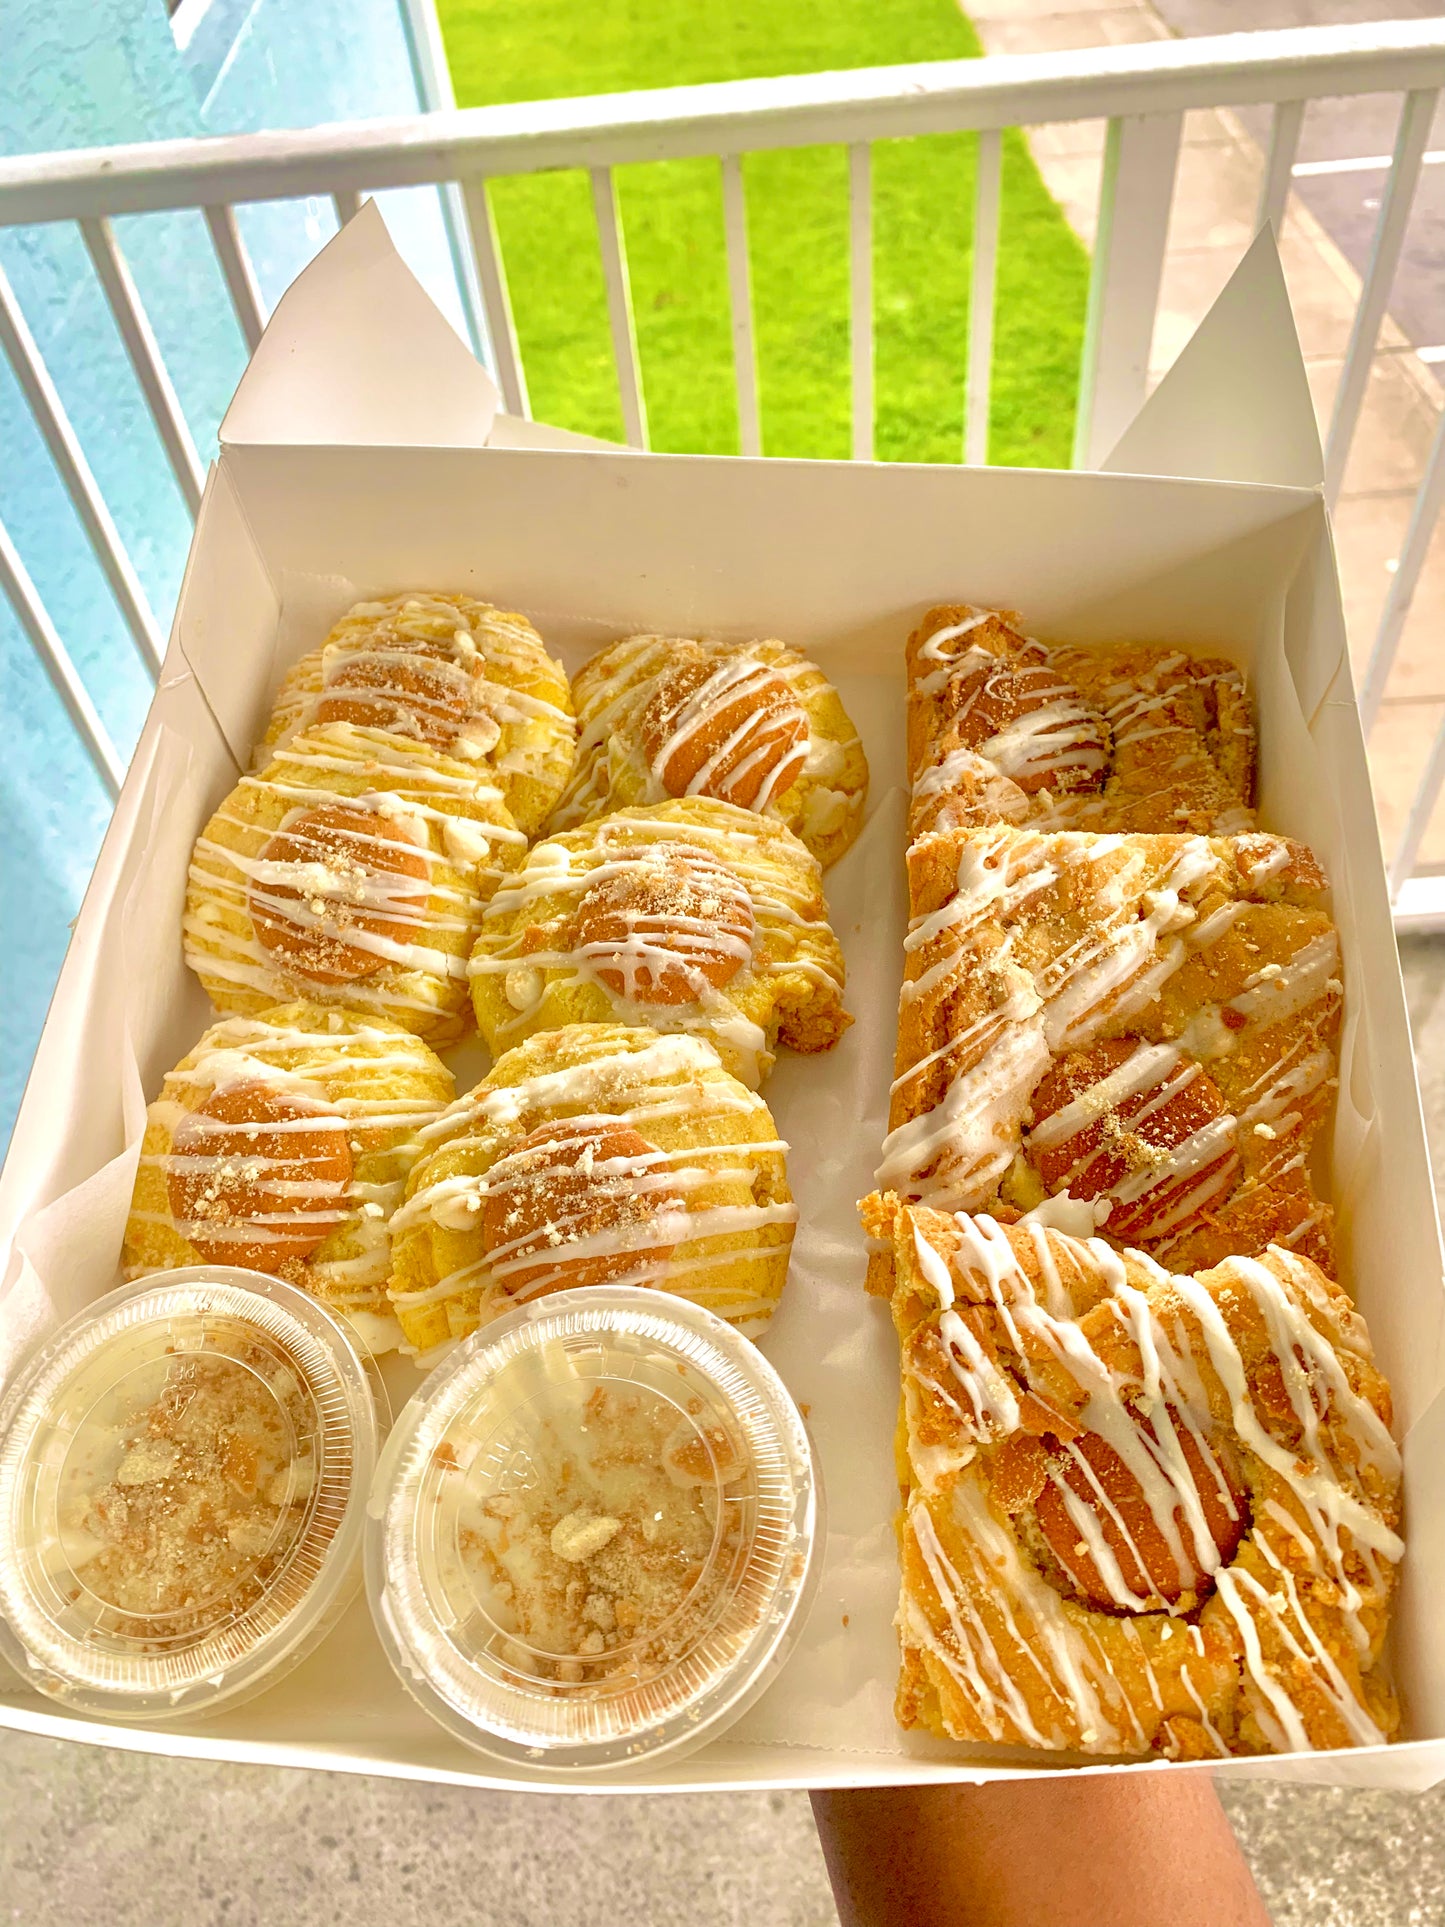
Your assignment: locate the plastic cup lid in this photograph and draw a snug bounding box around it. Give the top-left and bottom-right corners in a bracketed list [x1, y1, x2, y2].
[0, 1268, 381, 1721]
[367, 1287, 822, 1773]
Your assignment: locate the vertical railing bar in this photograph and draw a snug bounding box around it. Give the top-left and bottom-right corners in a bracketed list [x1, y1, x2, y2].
[437, 177, 496, 368]
[1324, 86, 1438, 505]
[1360, 403, 1445, 733]
[392, 0, 490, 360]
[204, 203, 266, 352]
[1390, 711, 1445, 901]
[1257, 98, 1305, 234]
[589, 164, 649, 451]
[0, 515, 124, 799]
[1072, 111, 1183, 470]
[460, 177, 530, 418]
[966, 129, 1002, 467]
[1073, 117, 1123, 471]
[848, 142, 873, 463]
[80, 216, 206, 517]
[332, 189, 362, 226]
[721, 154, 762, 460]
[0, 259, 165, 675]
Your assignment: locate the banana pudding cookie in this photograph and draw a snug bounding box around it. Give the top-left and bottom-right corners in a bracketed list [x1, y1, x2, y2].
[262, 593, 575, 835]
[123, 1005, 453, 1350]
[869, 828, 1340, 1282]
[388, 1024, 796, 1356]
[907, 605, 1254, 841]
[868, 1201, 1402, 1758]
[548, 633, 868, 869]
[186, 721, 527, 1047]
[469, 797, 849, 1088]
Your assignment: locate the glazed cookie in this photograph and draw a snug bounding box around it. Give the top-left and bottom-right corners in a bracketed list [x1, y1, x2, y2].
[548, 633, 868, 869]
[469, 797, 850, 1088]
[388, 1024, 797, 1357]
[870, 1202, 1401, 1758]
[185, 721, 527, 1047]
[123, 1005, 454, 1351]
[262, 593, 575, 835]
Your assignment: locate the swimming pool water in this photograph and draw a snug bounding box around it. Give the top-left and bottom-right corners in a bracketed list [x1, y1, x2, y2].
[2, 0, 474, 1150]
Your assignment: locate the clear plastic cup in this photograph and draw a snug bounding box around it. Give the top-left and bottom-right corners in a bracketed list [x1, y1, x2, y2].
[367, 1287, 822, 1774]
[0, 1267, 382, 1722]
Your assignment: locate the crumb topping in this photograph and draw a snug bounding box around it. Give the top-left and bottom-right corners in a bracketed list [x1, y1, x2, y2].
[58, 1335, 320, 1643]
[452, 1382, 749, 1688]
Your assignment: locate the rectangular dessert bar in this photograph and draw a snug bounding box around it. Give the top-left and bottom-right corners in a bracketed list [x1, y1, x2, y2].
[867, 826, 1340, 1283]
[870, 1199, 1401, 1758]
[906, 605, 1255, 843]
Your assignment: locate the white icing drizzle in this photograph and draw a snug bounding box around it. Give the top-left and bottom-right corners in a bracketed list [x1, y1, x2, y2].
[942, 648, 1109, 788]
[908, 611, 1255, 839]
[266, 594, 573, 799]
[1224, 932, 1341, 1029]
[389, 1033, 797, 1340]
[644, 655, 806, 810]
[912, 746, 1032, 827]
[1069, 655, 1254, 837]
[186, 722, 525, 1029]
[906, 1485, 1136, 1750]
[917, 609, 998, 660]
[1025, 1044, 1242, 1238]
[126, 1010, 452, 1336]
[550, 634, 864, 856]
[881, 831, 1339, 1254]
[894, 1214, 1401, 1757]
[878, 1011, 1049, 1202]
[468, 801, 844, 1088]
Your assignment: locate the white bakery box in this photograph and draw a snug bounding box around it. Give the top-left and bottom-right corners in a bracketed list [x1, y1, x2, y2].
[2, 205, 1442, 1795]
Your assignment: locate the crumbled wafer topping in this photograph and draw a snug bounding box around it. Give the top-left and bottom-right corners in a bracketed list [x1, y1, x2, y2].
[59, 1336, 318, 1643]
[453, 1382, 748, 1689]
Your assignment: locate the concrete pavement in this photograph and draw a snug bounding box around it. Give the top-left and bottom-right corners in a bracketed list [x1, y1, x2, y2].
[1148, 0, 1445, 363]
[972, 0, 1445, 876]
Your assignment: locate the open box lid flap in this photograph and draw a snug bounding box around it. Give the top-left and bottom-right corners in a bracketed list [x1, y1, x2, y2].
[218, 200, 621, 454]
[221, 206, 1320, 487]
[219, 201, 502, 449]
[1100, 229, 1323, 490]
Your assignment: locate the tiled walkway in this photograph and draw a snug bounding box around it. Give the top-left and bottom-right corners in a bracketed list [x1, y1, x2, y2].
[972, 0, 1445, 874]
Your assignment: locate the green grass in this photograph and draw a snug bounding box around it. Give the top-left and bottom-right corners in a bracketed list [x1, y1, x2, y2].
[437, 0, 1090, 466]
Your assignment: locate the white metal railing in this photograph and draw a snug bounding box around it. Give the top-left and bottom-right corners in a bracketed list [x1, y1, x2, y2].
[1, 20, 1443, 909]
